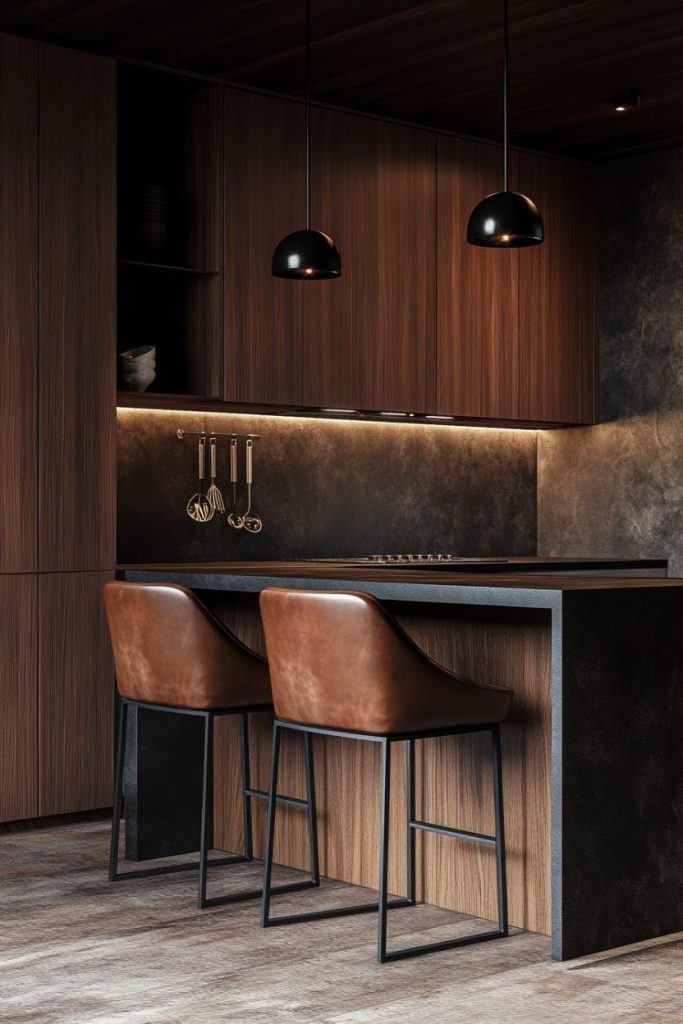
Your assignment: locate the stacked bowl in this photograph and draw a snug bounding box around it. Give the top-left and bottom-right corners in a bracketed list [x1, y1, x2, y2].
[119, 346, 156, 392]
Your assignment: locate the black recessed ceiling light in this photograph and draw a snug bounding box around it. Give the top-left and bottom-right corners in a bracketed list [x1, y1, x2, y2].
[611, 88, 640, 113]
[467, 0, 543, 249]
[272, 0, 341, 280]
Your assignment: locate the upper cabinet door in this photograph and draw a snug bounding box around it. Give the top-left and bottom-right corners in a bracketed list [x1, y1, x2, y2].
[224, 90, 305, 406]
[516, 152, 598, 424]
[0, 36, 38, 573]
[38, 45, 117, 571]
[436, 136, 519, 420]
[303, 110, 436, 413]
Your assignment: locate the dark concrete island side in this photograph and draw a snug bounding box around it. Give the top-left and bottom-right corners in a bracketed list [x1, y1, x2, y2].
[119, 561, 683, 961]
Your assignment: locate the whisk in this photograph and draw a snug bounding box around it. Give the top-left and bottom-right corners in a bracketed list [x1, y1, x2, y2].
[186, 434, 214, 523]
[206, 434, 225, 512]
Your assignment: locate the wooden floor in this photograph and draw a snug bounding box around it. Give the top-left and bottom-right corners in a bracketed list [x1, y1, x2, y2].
[1, 822, 681, 1024]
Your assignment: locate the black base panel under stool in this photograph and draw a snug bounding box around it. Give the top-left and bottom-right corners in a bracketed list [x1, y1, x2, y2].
[123, 703, 206, 861]
[261, 720, 509, 964]
[111, 700, 321, 909]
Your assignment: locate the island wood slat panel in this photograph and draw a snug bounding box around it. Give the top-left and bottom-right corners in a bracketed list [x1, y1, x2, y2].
[209, 593, 551, 936]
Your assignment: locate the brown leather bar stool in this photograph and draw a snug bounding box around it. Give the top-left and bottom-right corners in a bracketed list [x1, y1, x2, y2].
[258, 587, 514, 963]
[103, 582, 318, 909]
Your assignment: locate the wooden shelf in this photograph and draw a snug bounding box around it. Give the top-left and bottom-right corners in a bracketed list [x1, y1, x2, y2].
[118, 259, 218, 277]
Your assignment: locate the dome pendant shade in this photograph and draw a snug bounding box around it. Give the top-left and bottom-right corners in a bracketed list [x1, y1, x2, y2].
[272, 0, 341, 281]
[467, 191, 543, 247]
[272, 228, 341, 279]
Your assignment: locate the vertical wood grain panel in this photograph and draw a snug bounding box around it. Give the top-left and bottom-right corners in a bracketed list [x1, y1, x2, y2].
[303, 109, 436, 413]
[436, 136, 519, 419]
[184, 84, 223, 397]
[0, 36, 38, 573]
[0, 574, 38, 821]
[516, 152, 598, 424]
[210, 594, 551, 934]
[38, 45, 117, 571]
[224, 89, 304, 405]
[38, 570, 115, 815]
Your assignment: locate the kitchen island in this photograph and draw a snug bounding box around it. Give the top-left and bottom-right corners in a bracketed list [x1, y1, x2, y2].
[120, 561, 683, 960]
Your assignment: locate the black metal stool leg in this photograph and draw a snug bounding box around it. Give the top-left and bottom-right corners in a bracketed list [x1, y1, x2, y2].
[492, 724, 509, 936]
[406, 738, 416, 906]
[304, 732, 321, 886]
[240, 713, 254, 861]
[198, 711, 214, 908]
[261, 721, 282, 926]
[109, 699, 128, 881]
[377, 738, 392, 963]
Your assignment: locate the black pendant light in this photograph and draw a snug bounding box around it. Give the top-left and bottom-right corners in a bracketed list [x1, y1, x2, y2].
[467, 0, 543, 248]
[272, 0, 341, 279]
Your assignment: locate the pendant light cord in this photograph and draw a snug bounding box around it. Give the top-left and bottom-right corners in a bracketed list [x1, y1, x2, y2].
[503, 0, 508, 192]
[305, 0, 311, 229]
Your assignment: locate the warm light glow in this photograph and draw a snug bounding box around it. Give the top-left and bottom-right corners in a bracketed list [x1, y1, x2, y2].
[501, 234, 511, 242]
[615, 105, 626, 112]
[304, 268, 314, 275]
[116, 406, 539, 434]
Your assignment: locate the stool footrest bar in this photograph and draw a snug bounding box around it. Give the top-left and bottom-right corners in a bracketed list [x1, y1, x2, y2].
[410, 819, 496, 845]
[245, 787, 309, 809]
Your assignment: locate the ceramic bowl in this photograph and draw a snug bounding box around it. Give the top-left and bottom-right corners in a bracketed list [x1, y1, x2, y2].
[121, 367, 156, 392]
[119, 345, 156, 363]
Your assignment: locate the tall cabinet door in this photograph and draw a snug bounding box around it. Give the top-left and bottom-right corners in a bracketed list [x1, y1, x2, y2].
[303, 110, 436, 413]
[38, 571, 115, 816]
[38, 45, 117, 571]
[0, 36, 38, 573]
[516, 152, 598, 424]
[224, 90, 305, 405]
[436, 136, 519, 420]
[0, 575, 38, 821]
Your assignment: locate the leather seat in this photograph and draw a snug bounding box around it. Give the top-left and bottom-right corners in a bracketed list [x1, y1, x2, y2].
[259, 588, 513, 735]
[103, 581, 278, 910]
[104, 581, 271, 710]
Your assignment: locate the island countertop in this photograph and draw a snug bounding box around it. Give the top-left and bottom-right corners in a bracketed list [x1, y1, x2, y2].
[119, 559, 683, 962]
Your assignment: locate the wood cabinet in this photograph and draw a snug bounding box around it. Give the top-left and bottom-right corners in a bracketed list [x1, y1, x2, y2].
[0, 575, 38, 821]
[224, 89, 305, 406]
[516, 152, 598, 424]
[38, 571, 115, 816]
[303, 109, 436, 413]
[436, 138, 597, 424]
[38, 44, 117, 571]
[436, 136, 519, 420]
[0, 36, 38, 573]
[0, 39, 117, 824]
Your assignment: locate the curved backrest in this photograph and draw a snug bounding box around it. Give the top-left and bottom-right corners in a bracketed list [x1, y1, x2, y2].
[259, 588, 513, 735]
[103, 582, 271, 711]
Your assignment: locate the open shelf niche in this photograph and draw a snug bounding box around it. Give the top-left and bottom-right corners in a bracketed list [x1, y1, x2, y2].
[117, 62, 223, 398]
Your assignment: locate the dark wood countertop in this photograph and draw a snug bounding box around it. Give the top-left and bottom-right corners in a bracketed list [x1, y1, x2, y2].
[118, 560, 682, 594]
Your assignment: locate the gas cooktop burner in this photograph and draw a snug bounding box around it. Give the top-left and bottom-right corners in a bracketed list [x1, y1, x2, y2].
[303, 555, 511, 565]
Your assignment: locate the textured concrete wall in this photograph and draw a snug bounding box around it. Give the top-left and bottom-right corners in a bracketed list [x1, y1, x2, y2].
[117, 409, 537, 563]
[538, 147, 683, 575]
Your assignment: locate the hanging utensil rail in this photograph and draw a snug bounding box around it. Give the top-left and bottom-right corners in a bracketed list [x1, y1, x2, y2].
[176, 428, 260, 440]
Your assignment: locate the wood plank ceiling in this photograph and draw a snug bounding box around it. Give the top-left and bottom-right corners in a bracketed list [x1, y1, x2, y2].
[1, 1, 682, 159]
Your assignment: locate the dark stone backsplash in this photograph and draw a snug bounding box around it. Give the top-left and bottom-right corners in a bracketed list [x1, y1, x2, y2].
[117, 410, 537, 563]
[538, 146, 683, 575]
